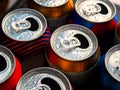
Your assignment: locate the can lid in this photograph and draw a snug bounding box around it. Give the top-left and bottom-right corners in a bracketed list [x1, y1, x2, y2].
[75, 0, 116, 23]
[0, 45, 15, 84]
[105, 44, 120, 82]
[16, 67, 71, 90]
[34, 0, 68, 7]
[2, 8, 47, 41]
[50, 24, 98, 61]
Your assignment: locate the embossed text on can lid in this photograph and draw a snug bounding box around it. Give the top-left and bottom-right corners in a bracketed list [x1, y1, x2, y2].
[2, 8, 47, 41]
[75, 0, 116, 23]
[0, 45, 15, 84]
[16, 67, 72, 90]
[50, 24, 98, 61]
[34, 0, 68, 7]
[105, 44, 120, 82]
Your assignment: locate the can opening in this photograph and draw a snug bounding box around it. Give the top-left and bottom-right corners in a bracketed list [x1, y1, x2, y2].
[74, 34, 89, 49]
[0, 55, 7, 71]
[41, 77, 61, 90]
[26, 17, 39, 31]
[97, 3, 108, 14]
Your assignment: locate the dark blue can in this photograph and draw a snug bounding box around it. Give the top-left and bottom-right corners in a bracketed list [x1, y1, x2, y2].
[97, 44, 120, 90]
[68, 0, 118, 36]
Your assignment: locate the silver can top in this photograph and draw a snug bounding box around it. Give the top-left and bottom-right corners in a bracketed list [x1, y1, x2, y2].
[2, 8, 47, 41]
[105, 44, 120, 82]
[75, 0, 116, 23]
[34, 0, 68, 7]
[50, 24, 98, 61]
[16, 67, 72, 90]
[0, 45, 15, 84]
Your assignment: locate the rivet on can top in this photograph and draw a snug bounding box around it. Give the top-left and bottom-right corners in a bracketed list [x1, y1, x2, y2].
[0, 45, 15, 84]
[2, 8, 47, 42]
[46, 24, 100, 72]
[75, 0, 116, 23]
[16, 67, 72, 90]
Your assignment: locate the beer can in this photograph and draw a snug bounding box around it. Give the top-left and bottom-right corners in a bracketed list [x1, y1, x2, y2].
[0, 45, 22, 90]
[45, 24, 101, 89]
[97, 44, 120, 90]
[27, 0, 74, 32]
[68, 0, 118, 36]
[1, 8, 51, 59]
[16, 67, 72, 90]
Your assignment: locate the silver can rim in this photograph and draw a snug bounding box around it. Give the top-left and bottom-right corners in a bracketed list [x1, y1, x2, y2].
[34, 0, 69, 8]
[50, 24, 98, 61]
[105, 44, 120, 82]
[2, 8, 47, 42]
[0, 45, 15, 84]
[16, 67, 72, 90]
[75, 0, 116, 23]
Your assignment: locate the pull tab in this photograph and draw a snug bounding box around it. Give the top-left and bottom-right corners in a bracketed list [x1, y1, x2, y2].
[59, 37, 81, 49]
[83, 4, 101, 16]
[11, 19, 31, 32]
[32, 84, 51, 90]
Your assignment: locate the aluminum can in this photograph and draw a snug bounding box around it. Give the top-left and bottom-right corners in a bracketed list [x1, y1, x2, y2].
[27, 0, 74, 32]
[0, 45, 22, 90]
[68, 0, 118, 36]
[97, 44, 120, 90]
[16, 67, 73, 90]
[1, 8, 51, 59]
[45, 24, 101, 89]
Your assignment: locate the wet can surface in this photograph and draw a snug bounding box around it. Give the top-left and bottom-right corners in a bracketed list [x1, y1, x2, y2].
[97, 44, 120, 90]
[1, 8, 51, 59]
[16, 67, 72, 90]
[27, 0, 74, 32]
[45, 24, 101, 89]
[69, 0, 118, 36]
[0, 45, 22, 90]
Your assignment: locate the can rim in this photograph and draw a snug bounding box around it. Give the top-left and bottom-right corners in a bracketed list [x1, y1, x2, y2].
[2, 8, 47, 42]
[50, 24, 98, 61]
[16, 67, 72, 90]
[75, 0, 116, 23]
[0, 45, 15, 84]
[105, 44, 120, 82]
[33, 0, 69, 8]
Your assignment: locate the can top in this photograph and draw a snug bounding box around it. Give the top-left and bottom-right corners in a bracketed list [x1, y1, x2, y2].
[2, 8, 47, 41]
[105, 44, 120, 82]
[75, 0, 116, 23]
[34, 0, 68, 7]
[0, 45, 15, 84]
[16, 67, 72, 90]
[50, 24, 98, 61]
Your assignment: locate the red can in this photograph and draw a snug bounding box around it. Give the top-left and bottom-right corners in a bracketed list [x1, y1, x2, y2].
[1, 8, 51, 59]
[45, 24, 101, 89]
[0, 45, 22, 90]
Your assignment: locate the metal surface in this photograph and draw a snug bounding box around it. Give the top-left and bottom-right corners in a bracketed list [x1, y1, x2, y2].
[46, 24, 100, 72]
[0, 45, 15, 84]
[105, 44, 120, 82]
[34, 0, 68, 7]
[75, 0, 116, 23]
[16, 67, 72, 90]
[2, 8, 47, 41]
